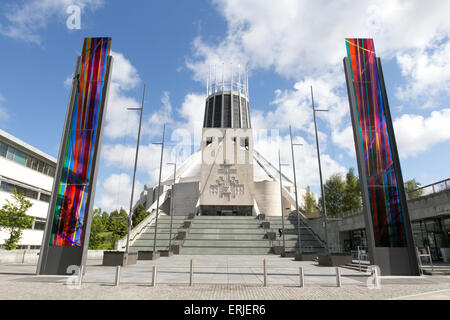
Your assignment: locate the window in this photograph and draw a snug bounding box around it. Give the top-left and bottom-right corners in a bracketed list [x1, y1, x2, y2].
[39, 193, 51, 202]
[14, 149, 27, 166]
[0, 181, 38, 200]
[33, 218, 46, 231]
[0, 142, 7, 157]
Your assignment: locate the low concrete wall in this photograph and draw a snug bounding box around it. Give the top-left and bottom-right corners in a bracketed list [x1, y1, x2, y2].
[0, 249, 106, 264]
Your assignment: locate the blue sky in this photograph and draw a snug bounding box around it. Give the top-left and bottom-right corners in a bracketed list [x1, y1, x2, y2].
[0, 0, 449, 213]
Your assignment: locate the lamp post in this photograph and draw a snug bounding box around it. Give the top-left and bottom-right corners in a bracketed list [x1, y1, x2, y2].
[167, 156, 177, 251]
[152, 124, 166, 254]
[278, 149, 289, 255]
[311, 86, 330, 256]
[289, 125, 303, 254]
[124, 84, 146, 264]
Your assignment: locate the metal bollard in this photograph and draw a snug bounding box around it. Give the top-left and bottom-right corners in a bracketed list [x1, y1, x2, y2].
[115, 266, 121, 287]
[335, 267, 341, 287]
[152, 266, 157, 287]
[299, 267, 304, 288]
[189, 259, 193, 287]
[78, 265, 84, 286]
[263, 259, 267, 287]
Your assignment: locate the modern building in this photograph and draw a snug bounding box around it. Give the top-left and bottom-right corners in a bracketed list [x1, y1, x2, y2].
[133, 67, 307, 218]
[0, 129, 56, 249]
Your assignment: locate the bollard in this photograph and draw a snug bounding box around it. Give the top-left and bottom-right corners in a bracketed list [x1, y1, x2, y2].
[152, 266, 157, 287]
[189, 259, 193, 287]
[115, 266, 121, 287]
[335, 267, 341, 287]
[299, 267, 304, 288]
[77, 265, 84, 287]
[263, 259, 267, 287]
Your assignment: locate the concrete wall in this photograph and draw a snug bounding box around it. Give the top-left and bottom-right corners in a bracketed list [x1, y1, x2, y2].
[254, 181, 281, 216]
[407, 188, 450, 221]
[305, 188, 450, 252]
[173, 181, 199, 216]
[0, 249, 106, 264]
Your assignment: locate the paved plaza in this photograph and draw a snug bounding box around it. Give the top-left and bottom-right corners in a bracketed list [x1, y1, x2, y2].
[0, 255, 449, 300]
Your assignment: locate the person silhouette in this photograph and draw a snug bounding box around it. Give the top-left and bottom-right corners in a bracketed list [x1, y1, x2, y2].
[278, 228, 283, 237]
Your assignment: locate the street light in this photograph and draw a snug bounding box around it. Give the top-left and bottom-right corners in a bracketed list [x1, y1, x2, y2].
[289, 125, 303, 254]
[124, 84, 146, 265]
[278, 149, 289, 255]
[310, 85, 330, 256]
[152, 124, 166, 255]
[167, 156, 177, 252]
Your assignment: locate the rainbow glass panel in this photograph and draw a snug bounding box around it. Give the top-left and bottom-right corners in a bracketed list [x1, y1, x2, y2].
[346, 38, 407, 247]
[50, 38, 111, 246]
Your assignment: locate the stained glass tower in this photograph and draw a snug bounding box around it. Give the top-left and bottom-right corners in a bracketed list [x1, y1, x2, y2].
[343, 38, 419, 275]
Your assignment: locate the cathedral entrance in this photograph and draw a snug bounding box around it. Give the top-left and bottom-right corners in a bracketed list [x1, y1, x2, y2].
[200, 205, 253, 216]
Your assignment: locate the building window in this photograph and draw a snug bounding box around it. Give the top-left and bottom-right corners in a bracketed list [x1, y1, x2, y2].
[39, 193, 51, 203]
[33, 218, 46, 231]
[0, 141, 56, 177]
[0, 181, 39, 200]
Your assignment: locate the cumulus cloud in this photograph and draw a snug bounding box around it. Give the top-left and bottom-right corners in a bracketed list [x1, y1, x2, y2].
[104, 50, 142, 140]
[396, 41, 450, 104]
[394, 109, 450, 158]
[96, 173, 143, 213]
[0, 0, 104, 44]
[188, 0, 450, 80]
[253, 131, 347, 190]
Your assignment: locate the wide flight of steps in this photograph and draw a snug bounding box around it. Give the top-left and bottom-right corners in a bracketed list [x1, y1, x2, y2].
[128, 214, 326, 255]
[265, 216, 326, 254]
[181, 216, 271, 255]
[129, 215, 186, 253]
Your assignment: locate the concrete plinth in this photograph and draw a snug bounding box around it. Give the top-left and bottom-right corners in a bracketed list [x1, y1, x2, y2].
[159, 250, 174, 257]
[102, 251, 137, 266]
[177, 231, 188, 240]
[294, 253, 318, 261]
[266, 232, 276, 240]
[137, 251, 160, 260]
[272, 246, 284, 255]
[171, 244, 182, 254]
[318, 253, 352, 266]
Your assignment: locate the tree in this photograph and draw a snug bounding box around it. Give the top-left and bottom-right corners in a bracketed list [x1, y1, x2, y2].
[319, 173, 346, 217]
[132, 203, 149, 228]
[107, 208, 128, 247]
[89, 208, 107, 249]
[404, 179, 423, 199]
[0, 190, 34, 250]
[301, 186, 319, 217]
[342, 168, 362, 212]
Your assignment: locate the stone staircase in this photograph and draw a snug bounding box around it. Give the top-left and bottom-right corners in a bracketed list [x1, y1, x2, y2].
[128, 215, 187, 253]
[264, 216, 326, 254]
[181, 216, 271, 255]
[128, 214, 326, 255]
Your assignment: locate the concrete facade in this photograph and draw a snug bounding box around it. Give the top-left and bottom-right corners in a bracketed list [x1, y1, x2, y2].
[0, 129, 56, 248]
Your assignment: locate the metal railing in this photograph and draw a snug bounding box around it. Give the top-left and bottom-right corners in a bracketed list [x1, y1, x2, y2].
[408, 178, 450, 200]
[70, 259, 380, 289]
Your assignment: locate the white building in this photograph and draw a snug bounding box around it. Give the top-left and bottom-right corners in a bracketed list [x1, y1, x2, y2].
[134, 67, 308, 218]
[0, 129, 56, 249]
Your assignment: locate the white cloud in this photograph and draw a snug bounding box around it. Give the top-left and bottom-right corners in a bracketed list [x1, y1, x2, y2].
[96, 173, 143, 213]
[254, 132, 347, 190]
[332, 125, 355, 156]
[396, 41, 450, 104]
[0, 0, 104, 44]
[188, 0, 450, 80]
[394, 108, 450, 158]
[104, 50, 142, 140]
[144, 91, 174, 138]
